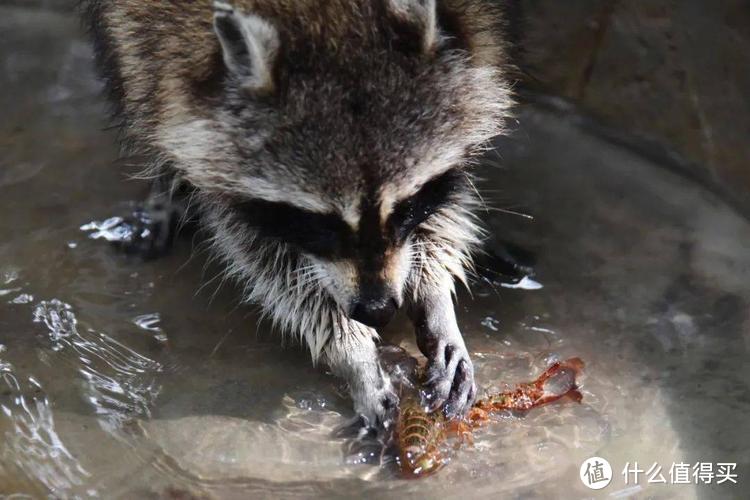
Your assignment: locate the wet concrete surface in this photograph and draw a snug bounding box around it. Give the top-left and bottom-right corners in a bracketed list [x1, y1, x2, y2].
[520, 0, 750, 214]
[1, 3, 749, 499]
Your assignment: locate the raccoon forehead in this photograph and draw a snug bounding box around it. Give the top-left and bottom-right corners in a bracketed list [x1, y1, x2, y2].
[377, 148, 465, 221]
[157, 117, 363, 225]
[233, 179, 363, 228]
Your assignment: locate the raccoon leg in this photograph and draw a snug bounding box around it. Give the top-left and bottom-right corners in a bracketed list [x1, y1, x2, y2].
[407, 257, 477, 419]
[322, 320, 398, 429]
[201, 210, 398, 429]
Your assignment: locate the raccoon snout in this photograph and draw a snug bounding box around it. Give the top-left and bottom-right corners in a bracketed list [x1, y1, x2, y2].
[350, 296, 398, 329]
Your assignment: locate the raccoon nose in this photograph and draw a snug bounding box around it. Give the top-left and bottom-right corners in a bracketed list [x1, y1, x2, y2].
[351, 297, 398, 329]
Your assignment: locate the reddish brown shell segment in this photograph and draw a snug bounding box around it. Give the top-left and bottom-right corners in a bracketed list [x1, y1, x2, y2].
[397, 400, 447, 479]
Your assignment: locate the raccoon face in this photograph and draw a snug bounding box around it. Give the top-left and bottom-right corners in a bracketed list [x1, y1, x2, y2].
[160, 1, 510, 328]
[231, 168, 467, 328]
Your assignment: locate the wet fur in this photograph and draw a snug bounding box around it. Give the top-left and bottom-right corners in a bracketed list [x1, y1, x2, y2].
[81, 0, 513, 426]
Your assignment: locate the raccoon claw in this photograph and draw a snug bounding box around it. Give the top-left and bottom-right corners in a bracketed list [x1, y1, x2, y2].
[375, 389, 399, 430]
[332, 414, 375, 439]
[422, 344, 476, 419]
[443, 359, 477, 419]
[353, 387, 399, 433]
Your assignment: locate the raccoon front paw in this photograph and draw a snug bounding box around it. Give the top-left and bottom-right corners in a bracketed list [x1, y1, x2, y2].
[83, 205, 176, 259]
[423, 343, 476, 419]
[121, 204, 178, 259]
[352, 385, 399, 431]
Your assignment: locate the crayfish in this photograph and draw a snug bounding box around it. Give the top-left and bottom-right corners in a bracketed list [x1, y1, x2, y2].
[395, 357, 585, 479]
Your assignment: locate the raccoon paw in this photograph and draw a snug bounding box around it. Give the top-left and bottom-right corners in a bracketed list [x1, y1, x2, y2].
[116, 205, 175, 259]
[422, 343, 476, 419]
[82, 204, 177, 259]
[352, 385, 399, 432]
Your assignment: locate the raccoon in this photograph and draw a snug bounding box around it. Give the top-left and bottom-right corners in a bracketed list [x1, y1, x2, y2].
[81, 0, 513, 427]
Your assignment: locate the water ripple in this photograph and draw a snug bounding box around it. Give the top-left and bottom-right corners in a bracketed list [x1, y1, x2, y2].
[0, 359, 91, 498]
[133, 313, 168, 343]
[32, 299, 162, 434]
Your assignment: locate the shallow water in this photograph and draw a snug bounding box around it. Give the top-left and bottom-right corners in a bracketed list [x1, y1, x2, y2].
[1, 4, 749, 499]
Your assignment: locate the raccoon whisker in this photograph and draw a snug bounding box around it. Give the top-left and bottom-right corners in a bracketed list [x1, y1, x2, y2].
[290, 265, 320, 276]
[480, 152, 506, 170]
[481, 199, 529, 210]
[472, 188, 507, 194]
[128, 165, 168, 181]
[482, 206, 534, 220]
[174, 230, 209, 275]
[289, 269, 318, 283]
[175, 190, 199, 233]
[200, 239, 241, 302]
[194, 266, 228, 300]
[207, 267, 236, 305]
[464, 174, 489, 213]
[197, 237, 224, 276]
[474, 198, 519, 210]
[407, 239, 433, 295]
[295, 275, 322, 291]
[259, 262, 323, 314]
[288, 273, 320, 295]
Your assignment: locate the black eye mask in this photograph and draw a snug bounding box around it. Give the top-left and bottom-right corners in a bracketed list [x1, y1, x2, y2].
[388, 168, 465, 241]
[232, 169, 465, 259]
[231, 199, 355, 259]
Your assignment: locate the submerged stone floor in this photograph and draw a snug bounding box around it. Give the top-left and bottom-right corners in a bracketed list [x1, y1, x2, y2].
[1, 3, 748, 499]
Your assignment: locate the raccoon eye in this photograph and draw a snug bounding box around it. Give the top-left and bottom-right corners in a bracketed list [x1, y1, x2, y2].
[389, 169, 464, 240]
[232, 199, 354, 259]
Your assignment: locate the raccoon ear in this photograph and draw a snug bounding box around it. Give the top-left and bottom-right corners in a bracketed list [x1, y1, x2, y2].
[386, 0, 439, 53]
[213, 7, 279, 92]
